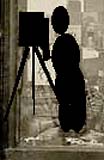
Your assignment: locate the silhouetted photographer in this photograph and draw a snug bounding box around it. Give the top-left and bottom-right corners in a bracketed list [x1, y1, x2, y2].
[4, 8, 86, 137]
[51, 6, 86, 133]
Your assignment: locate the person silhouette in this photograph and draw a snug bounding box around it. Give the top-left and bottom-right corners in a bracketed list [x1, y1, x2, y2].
[51, 6, 86, 133]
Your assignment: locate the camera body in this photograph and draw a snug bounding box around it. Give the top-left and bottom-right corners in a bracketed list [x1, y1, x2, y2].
[19, 12, 50, 60]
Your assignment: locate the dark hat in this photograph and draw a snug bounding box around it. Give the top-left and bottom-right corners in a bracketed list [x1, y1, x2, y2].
[51, 6, 69, 34]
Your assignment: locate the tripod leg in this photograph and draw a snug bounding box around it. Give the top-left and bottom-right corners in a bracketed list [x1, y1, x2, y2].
[4, 47, 30, 122]
[34, 47, 57, 99]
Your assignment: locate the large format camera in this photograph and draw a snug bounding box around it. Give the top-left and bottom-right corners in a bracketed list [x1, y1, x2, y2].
[19, 12, 50, 60]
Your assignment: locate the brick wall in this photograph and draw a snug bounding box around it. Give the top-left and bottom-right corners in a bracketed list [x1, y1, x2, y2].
[18, 82, 104, 140]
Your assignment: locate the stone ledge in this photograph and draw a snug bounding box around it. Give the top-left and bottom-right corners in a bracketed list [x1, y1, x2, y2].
[3, 146, 104, 160]
[5, 146, 104, 152]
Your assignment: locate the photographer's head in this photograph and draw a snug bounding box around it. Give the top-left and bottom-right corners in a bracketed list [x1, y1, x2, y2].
[51, 6, 69, 35]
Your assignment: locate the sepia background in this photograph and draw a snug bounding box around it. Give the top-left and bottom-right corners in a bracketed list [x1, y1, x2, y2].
[1, 0, 104, 158]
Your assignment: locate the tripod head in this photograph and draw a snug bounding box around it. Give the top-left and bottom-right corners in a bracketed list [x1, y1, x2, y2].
[19, 12, 50, 61]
